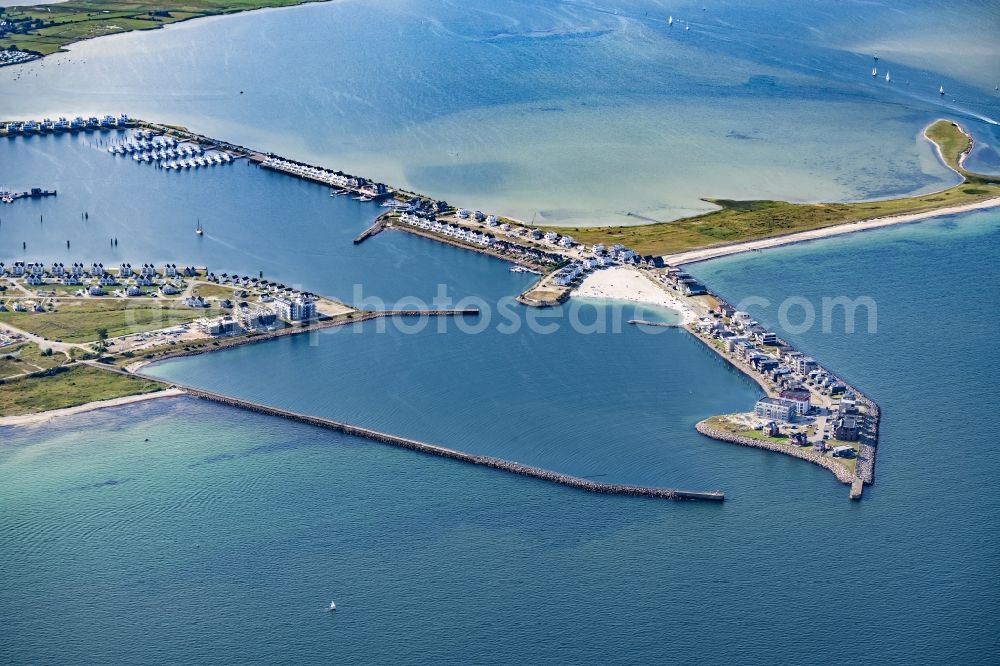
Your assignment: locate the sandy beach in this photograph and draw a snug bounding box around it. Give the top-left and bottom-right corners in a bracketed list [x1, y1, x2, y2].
[571, 266, 697, 323]
[0, 388, 185, 428]
[663, 196, 1000, 266]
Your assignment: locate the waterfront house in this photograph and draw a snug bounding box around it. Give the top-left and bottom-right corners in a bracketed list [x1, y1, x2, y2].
[135, 276, 154, 287]
[789, 432, 808, 446]
[99, 273, 117, 287]
[834, 415, 860, 441]
[71, 263, 85, 277]
[764, 421, 781, 438]
[755, 397, 793, 422]
[88, 285, 105, 296]
[89, 262, 104, 276]
[50, 262, 65, 277]
[199, 316, 239, 337]
[140, 264, 157, 278]
[486, 214, 499, 226]
[456, 208, 470, 219]
[28, 262, 45, 276]
[26, 275, 44, 286]
[163, 263, 178, 278]
[559, 235, 575, 248]
[118, 263, 134, 278]
[473, 210, 486, 222]
[778, 388, 811, 415]
[64, 275, 82, 286]
[273, 293, 316, 322]
[832, 445, 856, 458]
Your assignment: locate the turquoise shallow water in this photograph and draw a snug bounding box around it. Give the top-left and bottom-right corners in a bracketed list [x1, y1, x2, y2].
[2, 2, 1000, 662]
[1, 0, 998, 224]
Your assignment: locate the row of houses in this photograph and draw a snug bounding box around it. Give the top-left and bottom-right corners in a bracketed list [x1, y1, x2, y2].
[3, 114, 129, 134]
[260, 156, 388, 197]
[399, 212, 497, 248]
[0, 261, 197, 279]
[657, 266, 708, 296]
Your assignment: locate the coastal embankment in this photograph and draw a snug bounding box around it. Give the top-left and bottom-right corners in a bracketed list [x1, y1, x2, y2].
[167, 385, 726, 502]
[695, 420, 854, 484]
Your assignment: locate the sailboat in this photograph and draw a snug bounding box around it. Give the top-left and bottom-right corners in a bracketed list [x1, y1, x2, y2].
[885, 71, 891, 83]
[939, 85, 945, 96]
[196, 219, 203, 236]
[871, 66, 877, 77]
[668, 15, 673, 26]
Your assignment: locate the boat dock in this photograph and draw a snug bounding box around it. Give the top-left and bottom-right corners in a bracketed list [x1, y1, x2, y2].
[156, 383, 725, 502]
[628, 319, 680, 328]
[0, 188, 57, 204]
[353, 214, 388, 244]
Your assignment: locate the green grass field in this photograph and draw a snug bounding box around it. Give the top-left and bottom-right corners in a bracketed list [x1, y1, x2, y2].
[0, 0, 323, 55]
[543, 121, 1000, 256]
[0, 298, 220, 343]
[0, 365, 164, 417]
[0, 342, 68, 379]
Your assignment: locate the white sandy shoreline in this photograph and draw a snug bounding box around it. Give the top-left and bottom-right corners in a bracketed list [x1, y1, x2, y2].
[571, 267, 698, 323]
[663, 196, 1000, 266]
[0, 388, 185, 428]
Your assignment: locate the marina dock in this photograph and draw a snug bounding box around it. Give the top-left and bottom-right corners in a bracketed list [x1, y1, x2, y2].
[628, 319, 680, 328]
[1, 188, 57, 204]
[353, 214, 388, 244]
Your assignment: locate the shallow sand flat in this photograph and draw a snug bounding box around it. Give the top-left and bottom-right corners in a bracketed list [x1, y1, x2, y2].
[571, 266, 697, 324]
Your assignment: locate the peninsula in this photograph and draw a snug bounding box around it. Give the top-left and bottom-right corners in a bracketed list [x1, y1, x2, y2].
[0, 0, 327, 63]
[543, 120, 1000, 258]
[3, 115, 995, 500]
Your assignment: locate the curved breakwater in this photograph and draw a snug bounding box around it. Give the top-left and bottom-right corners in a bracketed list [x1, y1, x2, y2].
[695, 421, 854, 485]
[169, 386, 724, 502]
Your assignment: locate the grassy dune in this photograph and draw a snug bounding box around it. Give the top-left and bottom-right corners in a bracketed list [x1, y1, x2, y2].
[0, 365, 163, 417]
[546, 121, 1000, 256]
[0, 0, 324, 56]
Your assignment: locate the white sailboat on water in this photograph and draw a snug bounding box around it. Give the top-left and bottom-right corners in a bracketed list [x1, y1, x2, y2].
[196, 219, 203, 236]
[668, 15, 673, 26]
[939, 85, 945, 96]
[871, 66, 877, 77]
[885, 71, 891, 83]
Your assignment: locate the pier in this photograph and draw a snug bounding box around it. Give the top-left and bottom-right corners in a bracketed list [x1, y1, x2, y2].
[353, 214, 388, 244]
[164, 385, 725, 502]
[628, 319, 680, 328]
[1, 188, 57, 204]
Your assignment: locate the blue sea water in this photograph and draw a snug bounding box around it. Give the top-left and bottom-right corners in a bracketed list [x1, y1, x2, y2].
[2, 1, 1000, 663]
[0, 131, 533, 305]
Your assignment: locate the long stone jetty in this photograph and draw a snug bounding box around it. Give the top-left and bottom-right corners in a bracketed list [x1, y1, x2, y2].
[164, 384, 725, 502]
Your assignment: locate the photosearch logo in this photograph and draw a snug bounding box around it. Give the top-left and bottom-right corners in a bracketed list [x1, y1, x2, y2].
[735, 295, 878, 334]
[344, 284, 679, 336]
